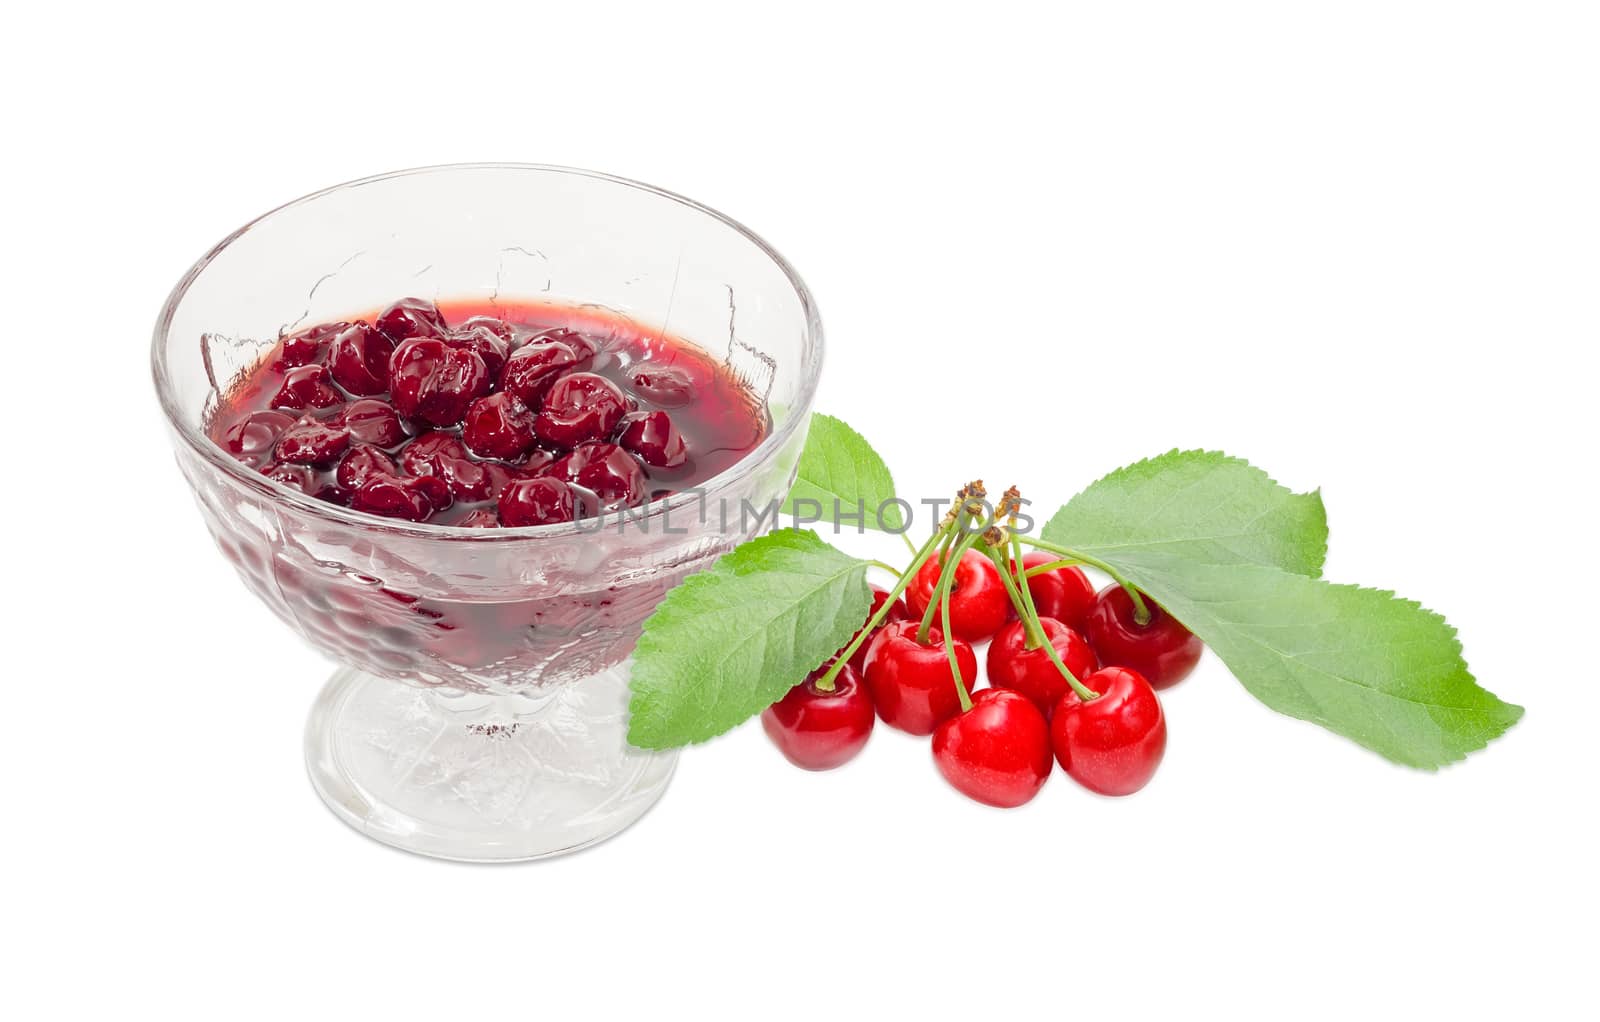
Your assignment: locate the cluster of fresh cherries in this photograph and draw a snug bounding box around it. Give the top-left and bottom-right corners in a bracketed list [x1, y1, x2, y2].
[762, 483, 1202, 807]
[211, 298, 747, 527]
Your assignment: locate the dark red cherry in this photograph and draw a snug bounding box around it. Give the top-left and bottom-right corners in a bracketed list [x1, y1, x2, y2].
[861, 620, 979, 735]
[397, 431, 469, 475]
[338, 399, 405, 448]
[1051, 666, 1166, 796]
[616, 410, 688, 468]
[351, 474, 443, 521]
[498, 476, 582, 526]
[335, 445, 398, 491]
[527, 326, 599, 359]
[1010, 552, 1097, 631]
[221, 410, 296, 462]
[760, 662, 875, 770]
[374, 297, 448, 343]
[399, 431, 513, 501]
[456, 509, 501, 528]
[274, 415, 350, 466]
[327, 322, 396, 396]
[499, 340, 587, 406]
[462, 392, 537, 460]
[1083, 585, 1204, 690]
[274, 321, 344, 370]
[547, 442, 646, 508]
[985, 617, 1098, 716]
[534, 372, 631, 447]
[387, 338, 491, 427]
[629, 363, 696, 407]
[448, 321, 512, 378]
[933, 688, 1053, 808]
[259, 462, 316, 493]
[270, 365, 344, 411]
[458, 315, 515, 344]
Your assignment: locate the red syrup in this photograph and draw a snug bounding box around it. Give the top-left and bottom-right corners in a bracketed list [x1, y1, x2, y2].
[209, 297, 766, 526]
[201, 297, 769, 690]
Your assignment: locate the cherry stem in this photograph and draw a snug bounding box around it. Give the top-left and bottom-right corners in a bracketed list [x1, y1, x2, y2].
[1016, 536, 1152, 626]
[918, 522, 984, 646]
[1024, 557, 1082, 577]
[899, 532, 919, 558]
[940, 561, 973, 713]
[867, 558, 903, 576]
[992, 544, 1047, 649]
[816, 522, 952, 691]
[989, 541, 1099, 702]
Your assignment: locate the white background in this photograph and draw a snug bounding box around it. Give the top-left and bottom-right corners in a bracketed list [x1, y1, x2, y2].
[4, 2, 1596, 1019]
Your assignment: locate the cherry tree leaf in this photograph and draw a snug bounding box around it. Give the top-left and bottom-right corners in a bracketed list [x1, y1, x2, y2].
[627, 530, 872, 748]
[780, 413, 905, 532]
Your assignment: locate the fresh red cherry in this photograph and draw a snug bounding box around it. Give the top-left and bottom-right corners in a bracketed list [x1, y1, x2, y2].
[904, 549, 1011, 643]
[861, 620, 978, 735]
[448, 322, 512, 378]
[1083, 585, 1203, 690]
[462, 392, 537, 460]
[274, 321, 343, 370]
[1051, 666, 1166, 796]
[846, 587, 910, 674]
[499, 340, 588, 406]
[933, 688, 1053, 808]
[338, 399, 405, 448]
[374, 297, 448, 342]
[270, 364, 344, 411]
[616, 410, 688, 468]
[628, 363, 696, 407]
[534, 372, 632, 447]
[327, 322, 396, 396]
[498, 476, 583, 526]
[220, 409, 296, 463]
[273, 415, 350, 466]
[1011, 552, 1096, 630]
[546, 442, 646, 509]
[761, 662, 876, 770]
[456, 509, 501, 528]
[335, 445, 398, 491]
[387, 338, 491, 427]
[986, 617, 1098, 716]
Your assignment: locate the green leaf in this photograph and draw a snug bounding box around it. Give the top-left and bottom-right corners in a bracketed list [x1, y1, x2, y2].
[627, 530, 872, 748]
[780, 413, 905, 532]
[1040, 449, 1328, 577]
[1105, 554, 1523, 769]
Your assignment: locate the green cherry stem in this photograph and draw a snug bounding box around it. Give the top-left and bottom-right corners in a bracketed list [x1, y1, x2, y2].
[815, 522, 951, 691]
[918, 525, 984, 645]
[899, 532, 919, 558]
[866, 559, 904, 576]
[989, 540, 1046, 649]
[988, 541, 1099, 702]
[1024, 557, 1083, 577]
[939, 559, 973, 713]
[1016, 536, 1152, 625]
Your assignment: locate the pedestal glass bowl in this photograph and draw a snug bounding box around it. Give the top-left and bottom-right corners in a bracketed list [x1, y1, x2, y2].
[152, 165, 821, 861]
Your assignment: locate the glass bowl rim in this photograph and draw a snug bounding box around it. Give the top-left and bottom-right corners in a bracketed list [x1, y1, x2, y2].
[151, 162, 824, 542]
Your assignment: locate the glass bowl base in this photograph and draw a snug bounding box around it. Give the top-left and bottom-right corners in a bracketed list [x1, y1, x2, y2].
[304, 664, 676, 862]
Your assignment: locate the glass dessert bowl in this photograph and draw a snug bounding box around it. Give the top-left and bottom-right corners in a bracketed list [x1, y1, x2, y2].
[152, 165, 821, 861]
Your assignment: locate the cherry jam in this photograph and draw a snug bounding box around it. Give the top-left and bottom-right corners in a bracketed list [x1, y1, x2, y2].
[209, 297, 767, 526]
